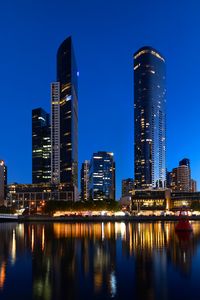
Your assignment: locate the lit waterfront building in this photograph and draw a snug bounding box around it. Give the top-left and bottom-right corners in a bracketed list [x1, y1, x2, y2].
[89, 151, 115, 201]
[32, 108, 51, 183]
[80, 160, 90, 201]
[51, 36, 78, 201]
[134, 46, 166, 189]
[7, 182, 74, 205]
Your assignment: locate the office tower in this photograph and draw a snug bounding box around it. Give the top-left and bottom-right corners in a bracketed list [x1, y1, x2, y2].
[177, 165, 190, 191]
[190, 179, 197, 192]
[51, 82, 60, 184]
[51, 36, 78, 201]
[171, 165, 190, 192]
[80, 160, 90, 201]
[4, 163, 7, 200]
[89, 152, 115, 201]
[134, 47, 166, 189]
[171, 167, 178, 191]
[166, 170, 173, 189]
[121, 178, 134, 197]
[170, 158, 191, 192]
[0, 160, 7, 204]
[32, 108, 51, 183]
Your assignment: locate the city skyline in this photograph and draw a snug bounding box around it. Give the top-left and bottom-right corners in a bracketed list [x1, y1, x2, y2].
[0, 0, 200, 198]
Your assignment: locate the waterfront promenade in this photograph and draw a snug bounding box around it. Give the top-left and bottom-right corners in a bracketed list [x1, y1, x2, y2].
[1, 214, 200, 222]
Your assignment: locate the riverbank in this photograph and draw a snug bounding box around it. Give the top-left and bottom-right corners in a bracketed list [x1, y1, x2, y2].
[1, 214, 200, 222]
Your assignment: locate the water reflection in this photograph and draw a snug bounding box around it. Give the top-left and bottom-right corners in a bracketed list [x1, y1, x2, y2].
[0, 222, 199, 299]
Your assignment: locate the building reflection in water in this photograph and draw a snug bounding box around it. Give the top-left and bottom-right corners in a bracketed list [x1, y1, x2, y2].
[0, 221, 199, 299]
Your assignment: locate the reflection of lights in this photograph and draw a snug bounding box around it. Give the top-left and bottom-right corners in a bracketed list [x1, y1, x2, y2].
[183, 252, 186, 263]
[0, 262, 6, 289]
[109, 271, 117, 298]
[115, 222, 126, 240]
[42, 227, 45, 251]
[31, 227, 34, 252]
[102, 223, 105, 240]
[11, 229, 16, 265]
[18, 223, 24, 237]
[94, 273, 103, 293]
[120, 223, 126, 239]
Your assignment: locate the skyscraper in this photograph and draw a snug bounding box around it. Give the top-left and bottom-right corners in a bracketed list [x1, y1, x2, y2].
[0, 160, 7, 204]
[89, 151, 115, 201]
[80, 160, 90, 201]
[51, 82, 60, 184]
[134, 46, 166, 189]
[190, 179, 197, 192]
[32, 108, 51, 183]
[51, 37, 78, 201]
[169, 158, 196, 192]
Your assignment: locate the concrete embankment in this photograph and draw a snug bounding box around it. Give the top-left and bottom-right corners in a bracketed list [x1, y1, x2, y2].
[16, 215, 200, 222]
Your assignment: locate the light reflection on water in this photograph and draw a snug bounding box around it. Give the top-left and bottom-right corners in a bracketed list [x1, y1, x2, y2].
[0, 222, 199, 299]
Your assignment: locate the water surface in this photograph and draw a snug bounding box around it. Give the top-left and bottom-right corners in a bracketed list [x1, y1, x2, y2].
[0, 221, 199, 300]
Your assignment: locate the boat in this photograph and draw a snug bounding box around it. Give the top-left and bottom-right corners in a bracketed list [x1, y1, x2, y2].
[175, 208, 193, 232]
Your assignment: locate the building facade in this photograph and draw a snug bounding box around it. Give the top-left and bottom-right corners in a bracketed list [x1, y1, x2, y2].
[169, 158, 197, 192]
[131, 189, 200, 211]
[51, 36, 78, 201]
[7, 182, 74, 207]
[80, 160, 90, 201]
[122, 178, 134, 197]
[89, 152, 115, 201]
[134, 46, 166, 189]
[0, 160, 7, 205]
[32, 108, 51, 183]
[190, 179, 197, 192]
[51, 82, 60, 184]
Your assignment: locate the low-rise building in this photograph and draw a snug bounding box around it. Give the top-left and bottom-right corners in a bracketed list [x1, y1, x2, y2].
[131, 189, 200, 211]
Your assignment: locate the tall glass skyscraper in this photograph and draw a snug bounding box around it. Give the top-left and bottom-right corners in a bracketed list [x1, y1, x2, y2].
[80, 160, 90, 201]
[51, 36, 78, 200]
[89, 152, 115, 201]
[134, 47, 166, 189]
[32, 108, 51, 183]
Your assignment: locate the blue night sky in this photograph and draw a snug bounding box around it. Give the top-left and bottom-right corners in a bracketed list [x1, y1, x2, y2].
[0, 0, 200, 198]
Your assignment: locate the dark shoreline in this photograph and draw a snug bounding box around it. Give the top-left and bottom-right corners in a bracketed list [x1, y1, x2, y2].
[1, 215, 200, 222]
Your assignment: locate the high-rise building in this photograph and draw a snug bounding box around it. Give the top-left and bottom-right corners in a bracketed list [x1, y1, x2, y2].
[51, 82, 60, 184]
[0, 160, 7, 204]
[171, 167, 178, 191]
[190, 179, 197, 192]
[121, 178, 134, 197]
[32, 108, 51, 183]
[89, 152, 115, 201]
[177, 165, 190, 191]
[166, 169, 173, 189]
[169, 158, 195, 192]
[51, 36, 78, 201]
[80, 160, 90, 201]
[4, 163, 7, 200]
[134, 46, 166, 189]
